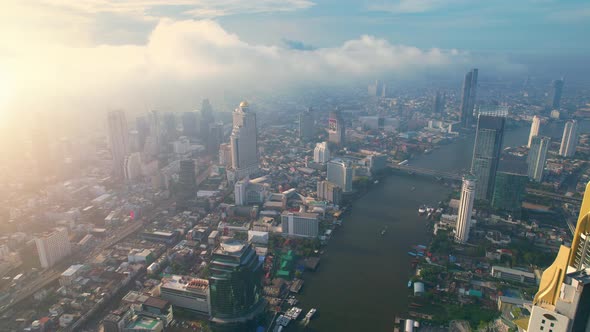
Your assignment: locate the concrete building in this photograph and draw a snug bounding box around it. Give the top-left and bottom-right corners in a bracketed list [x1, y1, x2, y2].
[60, 264, 84, 286]
[234, 176, 269, 206]
[455, 176, 476, 244]
[528, 115, 541, 148]
[35, 227, 72, 268]
[107, 110, 129, 178]
[219, 143, 232, 167]
[470, 114, 505, 200]
[281, 212, 319, 238]
[316, 180, 342, 205]
[159, 275, 211, 315]
[559, 120, 579, 158]
[327, 159, 353, 193]
[124, 152, 143, 182]
[299, 108, 314, 140]
[550, 79, 564, 109]
[230, 101, 259, 180]
[313, 142, 330, 164]
[491, 266, 536, 284]
[328, 110, 345, 146]
[528, 136, 550, 182]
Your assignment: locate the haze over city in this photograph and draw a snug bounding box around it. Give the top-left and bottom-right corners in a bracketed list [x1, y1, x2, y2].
[1, 1, 590, 332]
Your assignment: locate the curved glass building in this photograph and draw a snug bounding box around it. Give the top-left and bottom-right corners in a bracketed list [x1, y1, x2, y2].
[209, 240, 264, 324]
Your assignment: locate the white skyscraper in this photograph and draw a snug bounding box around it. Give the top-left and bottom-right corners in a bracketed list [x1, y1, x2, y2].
[527, 115, 541, 148]
[313, 142, 330, 164]
[327, 159, 353, 193]
[528, 136, 550, 182]
[230, 101, 259, 180]
[559, 120, 579, 157]
[35, 227, 72, 268]
[107, 110, 129, 178]
[455, 176, 476, 244]
[124, 152, 143, 182]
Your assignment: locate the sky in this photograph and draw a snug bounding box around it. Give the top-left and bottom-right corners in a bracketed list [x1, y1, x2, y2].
[0, 0, 588, 120]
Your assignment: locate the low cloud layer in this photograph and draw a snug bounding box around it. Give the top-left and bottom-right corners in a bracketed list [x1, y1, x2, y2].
[2, 19, 523, 117]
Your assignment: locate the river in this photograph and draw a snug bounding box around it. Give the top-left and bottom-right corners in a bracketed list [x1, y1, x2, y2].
[293, 120, 589, 331]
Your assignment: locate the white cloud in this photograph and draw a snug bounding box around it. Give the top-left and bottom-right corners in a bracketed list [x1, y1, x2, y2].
[368, 0, 455, 14]
[0, 18, 522, 118]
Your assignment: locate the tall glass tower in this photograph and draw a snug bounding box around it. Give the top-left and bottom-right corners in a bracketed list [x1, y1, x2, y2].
[209, 240, 264, 324]
[470, 114, 505, 200]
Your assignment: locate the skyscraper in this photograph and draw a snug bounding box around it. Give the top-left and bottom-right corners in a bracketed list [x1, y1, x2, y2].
[35, 227, 72, 268]
[200, 99, 214, 140]
[327, 159, 352, 193]
[230, 101, 259, 180]
[313, 142, 330, 164]
[460, 68, 478, 128]
[177, 159, 197, 210]
[470, 114, 505, 200]
[163, 113, 177, 142]
[492, 158, 528, 212]
[523, 182, 590, 331]
[182, 111, 199, 139]
[528, 115, 541, 148]
[528, 136, 550, 182]
[455, 176, 476, 244]
[299, 108, 314, 140]
[107, 110, 129, 179]
[207, 123, 224, 155]
[433, 91, 444, 114]
[560, 120, 579, 157]
[209, 240, 264, 323]
[550, 79, 564, 109]
[328, 110, 345, 146]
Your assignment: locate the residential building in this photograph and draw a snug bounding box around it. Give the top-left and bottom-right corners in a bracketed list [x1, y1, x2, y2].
[299, 108, 314, 140]
[559, 120, 578, 157]
[455, 176, 476, 244]
[35, 227, 72, 268]
[107, 110, 129, 178]
[528, 115, 541, 147]
[316, 180, 342, 205]
[230, 101, 259, 180]
[528, 136, 550, 182]
[327, 159, 353, 193]
[328, 110, 345, 146]
[313, 142, 330, 164]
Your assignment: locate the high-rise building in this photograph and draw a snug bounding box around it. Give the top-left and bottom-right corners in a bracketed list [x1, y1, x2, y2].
[200, 99, 214, 140]
[107, 110, 129, 179]
[550, 79, 564, 109]
[234, 177, 268, 206]
[528, 136, 550, 182]
[492, 158, 528, 212]
[327, 159, 353, 193]
[135, 115, 149, 151]
[522, 183, 590, 331]
[528, 115, 541, 148]
[124, 152, 143, 182]
[148, 110, 163, 155]
[313, 142, 330, 164]
[230, 101, 259, 180]
[299, 108, 314, 140]
[560, 120, 579, 158]
[470, 114, 505, 200]
[207, 123, 224, 155]
[328, 110, 345, 146]
[460, 68, 478, 128]
[433, 91, 444, 114]
[208, 240, 264, 323]
[219, 143, 232, 167]
[281, 212, 319, 238]
[182, 111, 199, 139]
[163, 113, 177, 142]
[35, 227, 72, 268]
[454, 176, 476, 244]
[176, 159, 197, 210]
[316, 180, 342, 205]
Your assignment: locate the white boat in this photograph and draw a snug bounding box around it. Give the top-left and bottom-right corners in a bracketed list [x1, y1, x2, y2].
[418, 206, 426, 215]
[374, 180, 379, 184]
[285, 307, 302, 320]
[305, 308, 317, 320]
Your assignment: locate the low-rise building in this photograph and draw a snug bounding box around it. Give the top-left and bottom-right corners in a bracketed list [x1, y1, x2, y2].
[159, 275, 211, 316]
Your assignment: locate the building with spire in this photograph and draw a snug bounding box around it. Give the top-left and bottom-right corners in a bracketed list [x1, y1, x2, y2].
[518, 182, 590, 331]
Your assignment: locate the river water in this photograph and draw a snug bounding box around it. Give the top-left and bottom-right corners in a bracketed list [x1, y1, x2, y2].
[294, 120, 590, 331]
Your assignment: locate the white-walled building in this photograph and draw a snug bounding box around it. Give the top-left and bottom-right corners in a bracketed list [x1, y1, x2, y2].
[35, 227, 72, 268]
